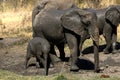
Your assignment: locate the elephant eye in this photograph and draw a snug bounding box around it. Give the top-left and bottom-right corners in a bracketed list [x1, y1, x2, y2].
[83, 21, 91, 26]
[86, 21, 90, 25]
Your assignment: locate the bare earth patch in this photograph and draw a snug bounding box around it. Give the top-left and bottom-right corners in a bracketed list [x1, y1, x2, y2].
[0, 37, 120, 78]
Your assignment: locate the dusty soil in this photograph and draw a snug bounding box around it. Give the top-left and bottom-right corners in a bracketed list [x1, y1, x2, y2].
[0, 37, 120, 76]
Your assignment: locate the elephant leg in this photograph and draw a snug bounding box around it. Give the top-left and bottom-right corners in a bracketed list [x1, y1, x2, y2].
[56, 43, 65, 61]
[36, 48, 48, 75]
[43, 52, 48, 75]
[25, 50, 32, 69]
[111, 31, 117, 53]
[36, 54, 48, 75]
[49, 45, 61, 64]
[103, 35, 112, 54]
[36, 58, 41, 68]
[103, 28, 112, 54]
[65, 33, 79, 71]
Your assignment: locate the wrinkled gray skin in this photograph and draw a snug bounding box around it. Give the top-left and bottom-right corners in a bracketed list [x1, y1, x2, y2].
[32, 0, 99, 72]
[80, 5, 120, 54]
[32, 0, 76, 61]
[32, 7, 99, 72]
[25, 37, 50, 75]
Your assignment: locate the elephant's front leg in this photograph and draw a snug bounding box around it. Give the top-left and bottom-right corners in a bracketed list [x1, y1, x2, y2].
[103, 27, 112, 54]
[111, 31, 117, 54]
[65, 33, 79, 71]
[36, 58, 41, 68]
[36, 54, 48, 75]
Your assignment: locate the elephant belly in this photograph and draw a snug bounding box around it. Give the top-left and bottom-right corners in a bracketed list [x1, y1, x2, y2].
[36, 10, 65, 44]
[42, 25, 65, 44]
[43, 31, 65, 44]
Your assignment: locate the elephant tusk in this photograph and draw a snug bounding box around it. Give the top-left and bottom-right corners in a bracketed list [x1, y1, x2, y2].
[99, 36, 103, 41]
[90, 35, 97, 42]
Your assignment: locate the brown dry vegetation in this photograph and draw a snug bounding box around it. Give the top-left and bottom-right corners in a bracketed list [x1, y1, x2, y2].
[0, 11, 32, 41]
[0, 0, 120, 40]
[0, 0, 120, 80]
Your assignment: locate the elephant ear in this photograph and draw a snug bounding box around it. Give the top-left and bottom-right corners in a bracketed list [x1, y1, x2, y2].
[61, 9, 86, 36]
[105, 6, 120, 26]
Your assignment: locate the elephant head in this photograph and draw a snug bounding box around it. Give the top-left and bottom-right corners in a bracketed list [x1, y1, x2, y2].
[61, 9, 99, 72]
[105, 6, 120, 26]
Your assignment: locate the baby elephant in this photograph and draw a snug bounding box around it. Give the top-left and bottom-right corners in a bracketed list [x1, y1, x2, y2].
[25, 37, 50, 75]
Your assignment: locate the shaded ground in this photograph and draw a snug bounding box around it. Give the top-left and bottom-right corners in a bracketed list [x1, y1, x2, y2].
[0, 37, 120, 76]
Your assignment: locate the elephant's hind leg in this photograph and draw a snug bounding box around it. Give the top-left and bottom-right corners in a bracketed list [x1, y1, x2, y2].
[49, 45, 61, 64]
[56, 43, 65, 61]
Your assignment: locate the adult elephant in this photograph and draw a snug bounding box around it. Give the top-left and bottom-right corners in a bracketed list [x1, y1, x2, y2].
[80, 5, 120, 54]
[32, 0, 76, 61]
[32, 7, 99, 72]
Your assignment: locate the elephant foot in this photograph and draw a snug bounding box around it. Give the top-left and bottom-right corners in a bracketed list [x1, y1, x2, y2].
[60, 56, 66, 61]
[103, 49, 110, 54]
[112, 50, 118, 54]
[94, 68, 102, 73]
[25, 66, 27, 69]
[80, 52, 84, 56]
[50, 63, 54, 68]
[36, 62, 40, 68]
[66, 61, 71, 66]
[49, 54, 61, 63]
[70, 65, 79, 72]
[54, 57, 61, 63]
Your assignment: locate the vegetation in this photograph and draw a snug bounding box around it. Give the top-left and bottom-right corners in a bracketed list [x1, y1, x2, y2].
[0, 0, 120, 80]
[0, 0, 120, 12]
[0, 69, 120, 80]
[75, 0, 120, 8]
[0, 0, 120, 40]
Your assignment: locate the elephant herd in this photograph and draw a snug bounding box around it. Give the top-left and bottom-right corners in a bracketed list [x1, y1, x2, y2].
[25, 0, 120, 75]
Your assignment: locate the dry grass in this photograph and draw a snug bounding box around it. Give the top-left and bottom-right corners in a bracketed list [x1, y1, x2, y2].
[0, 0, 120, 42]
[0, 11, 120, 44]
[100, 0, 117, 8]
[0, 1, 120, 80]
[76, 0, 118, 8]
[0, 10, 32, 41]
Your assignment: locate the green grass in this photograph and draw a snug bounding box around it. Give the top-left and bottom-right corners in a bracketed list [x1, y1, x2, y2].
[0, 69, 120, 80]
[1, 6, 120, 80]
[0, 69, 52, 80]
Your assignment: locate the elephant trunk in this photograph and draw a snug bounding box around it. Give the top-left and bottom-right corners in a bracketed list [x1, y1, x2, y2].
[89, 23, 100, 72]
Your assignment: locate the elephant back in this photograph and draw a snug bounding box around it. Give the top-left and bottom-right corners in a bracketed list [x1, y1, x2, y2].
[36, 0, 75, 10]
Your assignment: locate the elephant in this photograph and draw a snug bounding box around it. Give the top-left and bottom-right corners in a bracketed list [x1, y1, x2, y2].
[32, 0, 75, 25]
[32, 0, 76, 61]
[32, 7, 99, 72]
[25, 37, 50, 75]
[80, 5, 120, 54]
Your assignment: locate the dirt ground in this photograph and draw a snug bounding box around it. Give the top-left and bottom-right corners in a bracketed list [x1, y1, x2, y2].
[0, 37, 120, 76]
